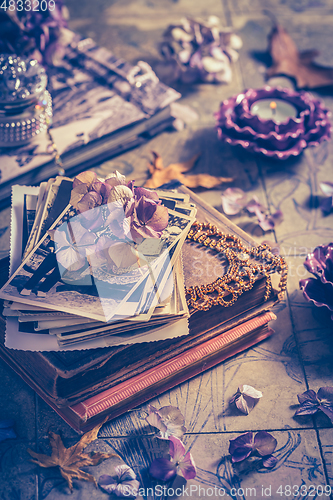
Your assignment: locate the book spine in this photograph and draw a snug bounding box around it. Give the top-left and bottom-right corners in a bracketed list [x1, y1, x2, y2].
[71, 311, 276, 421]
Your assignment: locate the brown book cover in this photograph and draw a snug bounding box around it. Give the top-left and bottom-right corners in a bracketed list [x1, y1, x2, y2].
[0, 309, 275, 433]
[0, 186, 285, 411]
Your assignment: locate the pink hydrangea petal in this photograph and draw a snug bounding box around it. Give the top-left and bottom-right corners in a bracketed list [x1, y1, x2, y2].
[73, 171, 97, 189]
[149, 458, 177, 481]
[77, 191, 102, 213]
[108, 185, 133, 204]
[105, 171, 127, 187]
[134, 187, 160, 202]
[258, 210, 283, 232]
[70, 183, 88, 209]
[169, 436, 186, 461]
[146, 204, 169, 232]
[253, 431, 277, 457]
[221, 187, 247, 215]
[179, 451, 196, 480]
[246, 196, 266, 214]
[146, 407, 168, 434]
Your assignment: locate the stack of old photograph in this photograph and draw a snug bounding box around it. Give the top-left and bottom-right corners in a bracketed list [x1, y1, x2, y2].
[0, 174, 196, 352]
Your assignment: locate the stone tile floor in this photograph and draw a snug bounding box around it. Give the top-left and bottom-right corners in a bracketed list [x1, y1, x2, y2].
[1, 0, 333, 499]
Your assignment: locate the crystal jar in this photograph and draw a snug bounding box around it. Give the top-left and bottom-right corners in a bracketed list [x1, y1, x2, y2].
[0, 54, 52, 147]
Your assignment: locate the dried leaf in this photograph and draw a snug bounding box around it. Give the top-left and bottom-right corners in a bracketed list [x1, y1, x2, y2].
[267, 23, 333, 89]
[144, 152, 232, 189]
[27, 421, 118, 492]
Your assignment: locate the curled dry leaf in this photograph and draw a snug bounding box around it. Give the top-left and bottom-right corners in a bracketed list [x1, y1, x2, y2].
[27, 420, 119, 492]
[267, 22, 333, 89]
[144, 151, 232, 189]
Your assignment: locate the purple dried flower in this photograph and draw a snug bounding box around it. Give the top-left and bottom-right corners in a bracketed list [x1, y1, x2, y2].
[220, 188, 283, 232]
[99, 465, 140, 498]
[129, 196, 169, 243]
[294, 387, 333, 422]
[0, 1, 69, 66]
[300, 243, 333, 318]
[149, 436, 196, 481]
[0, 419, 16, 443]
[215, 86, 331, 160]
[157, 16, 242, 84]
[146, 405, 186, 440]
[229, 431, 277, 467]
[68, 171, 169, 271]
[257, 210, 283, 232]
[230, 385, 263, 415]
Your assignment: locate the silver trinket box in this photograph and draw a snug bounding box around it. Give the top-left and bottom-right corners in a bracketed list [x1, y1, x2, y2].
[0, 54, 52, 147]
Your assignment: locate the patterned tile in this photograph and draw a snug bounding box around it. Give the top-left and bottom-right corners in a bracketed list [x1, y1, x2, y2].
[286, 255, 333, 396]
[319, 429, 333, 486]
[97, 429, 328, 500]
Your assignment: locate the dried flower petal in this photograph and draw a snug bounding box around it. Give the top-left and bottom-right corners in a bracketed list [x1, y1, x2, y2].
[149, 436, 196, 481]
[105, 171, 127, 187]
[130, 197, 169, 243]
[246, 196, 266, 216]
[253, 431, 277, 457]
[158, 16, 241, 84]
[0, 1, 69, 66]
[99, 465, 140, 498]
[300, 243, 333, 317]
[230, 385, 263, 415]
[107, 241, 143, 271]
[295, 387, 333, 422]
[146, 405, 186, 440]
[108, 185, 133, 204]
[169, 436, 196, 480]
[229, 432, 254, 462]
[73, 171, 97, 189]
[221, 188, 247, 215]
[229, 431, 277, 464]
[149, 458, 177, 482]
[257, 210, 283, 232]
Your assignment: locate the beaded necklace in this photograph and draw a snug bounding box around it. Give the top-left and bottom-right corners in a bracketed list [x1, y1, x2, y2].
[185, 222, 288, 311]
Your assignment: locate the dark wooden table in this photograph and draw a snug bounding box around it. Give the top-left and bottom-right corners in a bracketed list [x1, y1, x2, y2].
[0, 0, 333, 499]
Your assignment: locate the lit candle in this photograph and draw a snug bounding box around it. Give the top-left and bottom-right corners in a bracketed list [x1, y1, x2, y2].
[250, 98, 297, 123]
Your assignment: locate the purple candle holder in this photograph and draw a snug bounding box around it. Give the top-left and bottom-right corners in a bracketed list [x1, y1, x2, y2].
[215, 86, 332, 160]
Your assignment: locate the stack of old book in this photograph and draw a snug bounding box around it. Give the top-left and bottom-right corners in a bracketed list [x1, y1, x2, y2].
[0, 177, 287, 432]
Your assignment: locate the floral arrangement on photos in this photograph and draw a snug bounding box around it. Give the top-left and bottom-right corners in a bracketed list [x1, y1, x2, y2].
[52, 171, 169, 276]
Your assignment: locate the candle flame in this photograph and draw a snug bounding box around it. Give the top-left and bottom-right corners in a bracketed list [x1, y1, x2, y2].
[270, 101, 277, 110]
